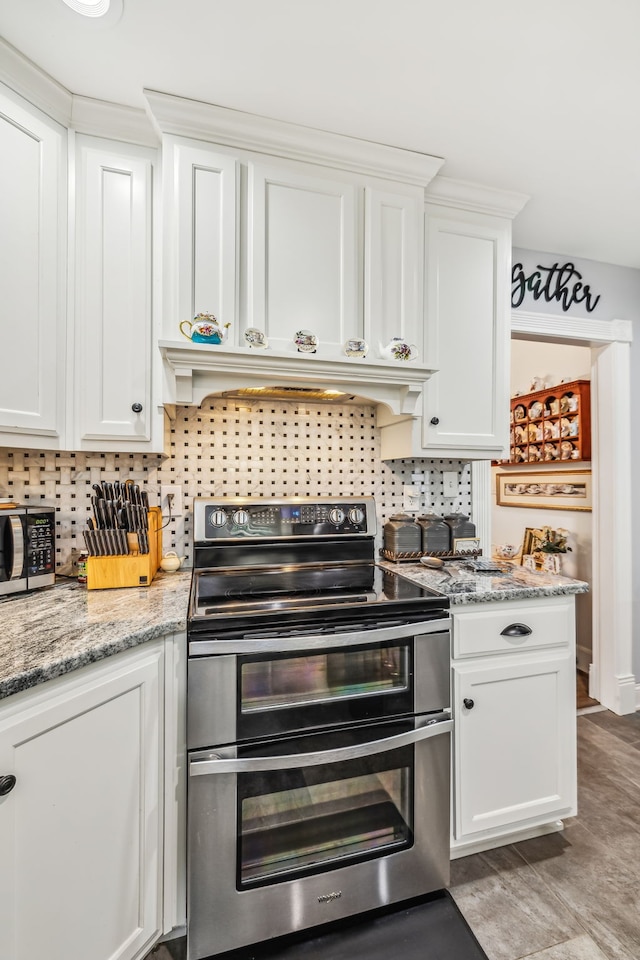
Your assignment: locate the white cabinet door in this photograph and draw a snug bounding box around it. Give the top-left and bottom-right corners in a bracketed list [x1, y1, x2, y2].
[164, 137, 238, 340]
[249, 162, 358, 354]
[364, 185, 424, 357]
[0, 644, 164, 960]
[0, 85, 66, 449]
[74, 136, 162, 451]
[421, 205, 511, 457]
[452, 650, 576, 841]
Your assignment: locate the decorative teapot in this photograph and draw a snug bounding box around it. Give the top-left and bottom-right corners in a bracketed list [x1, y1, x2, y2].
[379, 337, 418, 362]
[160, 551, 186, 573]
[180, 313, 230, 345]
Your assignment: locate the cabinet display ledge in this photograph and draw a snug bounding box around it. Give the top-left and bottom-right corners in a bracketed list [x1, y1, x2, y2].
[158, 340, 435, 416]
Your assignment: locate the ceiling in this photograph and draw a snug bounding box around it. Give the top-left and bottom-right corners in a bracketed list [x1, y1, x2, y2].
[1, 0, 639, 269]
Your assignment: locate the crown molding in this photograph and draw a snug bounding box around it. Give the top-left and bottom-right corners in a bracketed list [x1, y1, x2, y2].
[144, 89, 444, 187]
[512, 310, 633, 344]
[426, 175, 529, 219]
[0, 38, 72, 125]
[71, 95, 159, 147]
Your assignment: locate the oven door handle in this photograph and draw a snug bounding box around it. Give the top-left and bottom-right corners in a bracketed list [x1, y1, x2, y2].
[189, 714, 452, 776]
[188, 618, 451, 655]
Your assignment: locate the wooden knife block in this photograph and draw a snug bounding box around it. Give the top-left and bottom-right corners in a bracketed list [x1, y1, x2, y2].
[86, 506, 162, 590]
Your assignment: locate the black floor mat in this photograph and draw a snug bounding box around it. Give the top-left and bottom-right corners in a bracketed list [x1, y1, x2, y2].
[251, 892, 488, 960]
[164, 891, 488, 960]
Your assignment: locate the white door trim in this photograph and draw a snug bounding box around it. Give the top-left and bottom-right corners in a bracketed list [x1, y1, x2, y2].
[510, 310, 635, 715]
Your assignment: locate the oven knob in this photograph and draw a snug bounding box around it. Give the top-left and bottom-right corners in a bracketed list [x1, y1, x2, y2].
[233, 509, 249, 526]
[209, 509, 228, 527]
[348, 507, 365, 525]
[329, 507, 345, 525]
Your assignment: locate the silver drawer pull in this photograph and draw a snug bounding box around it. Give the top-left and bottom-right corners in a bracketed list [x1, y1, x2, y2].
[500, 622, 533, 638]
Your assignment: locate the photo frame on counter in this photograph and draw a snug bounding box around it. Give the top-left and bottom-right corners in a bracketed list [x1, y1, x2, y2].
[521, 527, 545, 559]
[496, 470, 592, 511]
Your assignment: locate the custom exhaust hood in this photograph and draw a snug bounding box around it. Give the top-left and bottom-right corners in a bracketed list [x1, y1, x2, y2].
[158, 341, 435, 417]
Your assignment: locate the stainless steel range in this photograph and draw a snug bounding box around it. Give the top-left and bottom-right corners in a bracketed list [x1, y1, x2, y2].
[186, 496, 452, 960]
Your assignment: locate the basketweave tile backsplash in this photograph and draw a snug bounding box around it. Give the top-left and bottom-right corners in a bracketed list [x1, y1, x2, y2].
[0, 398, 472, 567]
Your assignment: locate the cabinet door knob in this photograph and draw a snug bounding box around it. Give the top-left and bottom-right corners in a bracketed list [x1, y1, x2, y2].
[430, 417, 440, 425]
[0, 774, 17, 796]
[500, 623, 533, 638]
[463, 698, 475, 710]
[131, 403, 143, 414]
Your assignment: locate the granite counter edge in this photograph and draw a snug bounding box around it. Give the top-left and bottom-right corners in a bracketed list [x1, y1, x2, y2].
[447, 582, 590, 605]
[0, 615, 187, 702]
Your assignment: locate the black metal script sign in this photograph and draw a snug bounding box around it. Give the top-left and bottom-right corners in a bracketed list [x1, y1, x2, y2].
[512, 261, 601, 313]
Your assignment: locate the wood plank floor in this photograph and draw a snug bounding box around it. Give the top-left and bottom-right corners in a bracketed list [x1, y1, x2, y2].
[147, 710, 640, 960]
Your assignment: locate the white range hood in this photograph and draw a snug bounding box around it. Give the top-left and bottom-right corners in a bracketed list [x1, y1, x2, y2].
[158, 341, 434, 417]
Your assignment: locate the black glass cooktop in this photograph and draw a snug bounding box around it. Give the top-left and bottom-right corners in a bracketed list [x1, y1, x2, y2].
[190, 563, 449, 628]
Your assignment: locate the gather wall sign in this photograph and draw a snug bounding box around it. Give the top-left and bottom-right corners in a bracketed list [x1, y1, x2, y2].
[512, 261, 601, 313]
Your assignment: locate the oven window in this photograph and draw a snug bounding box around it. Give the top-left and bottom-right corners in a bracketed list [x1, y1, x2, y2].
[240, 644, 409, 713]
[237, 741, 413, 887]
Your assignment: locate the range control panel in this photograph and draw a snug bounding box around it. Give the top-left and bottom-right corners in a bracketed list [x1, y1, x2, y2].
[194, 497, 376, 541]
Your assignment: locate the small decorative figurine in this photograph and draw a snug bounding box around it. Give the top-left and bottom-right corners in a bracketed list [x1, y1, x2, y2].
[180, 313, 230, 345]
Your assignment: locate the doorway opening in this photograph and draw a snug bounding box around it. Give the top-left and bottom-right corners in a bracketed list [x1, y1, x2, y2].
[471, 311, 633, 714]
[510, 312, 634, 715]
[493, 338, 595, 708]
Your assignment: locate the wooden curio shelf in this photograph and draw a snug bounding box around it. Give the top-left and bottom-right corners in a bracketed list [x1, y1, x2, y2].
[495, 379, 591, 466]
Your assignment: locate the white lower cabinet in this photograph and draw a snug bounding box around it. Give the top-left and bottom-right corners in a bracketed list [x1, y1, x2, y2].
[451, 597, 577, 856]
[0, 642, 166, 960]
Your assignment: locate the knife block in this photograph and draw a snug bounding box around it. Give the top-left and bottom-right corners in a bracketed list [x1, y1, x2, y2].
[86, 506, 162, 590]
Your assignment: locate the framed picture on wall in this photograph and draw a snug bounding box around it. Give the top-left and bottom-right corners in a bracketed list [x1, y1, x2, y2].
[496, 470, 592, 511]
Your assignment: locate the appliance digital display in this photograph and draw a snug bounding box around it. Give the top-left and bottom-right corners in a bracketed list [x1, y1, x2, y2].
[280, 506, 301, 522]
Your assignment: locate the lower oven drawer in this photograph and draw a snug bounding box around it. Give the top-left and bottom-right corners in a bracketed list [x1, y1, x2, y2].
[187, 621, 450, 748]
[187, 714, 452, 959]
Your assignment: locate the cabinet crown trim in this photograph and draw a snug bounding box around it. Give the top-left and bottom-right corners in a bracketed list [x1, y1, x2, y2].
[144, 89, 444, 186]
[426, 176, 529, 219]
[158, 341, 434, 415]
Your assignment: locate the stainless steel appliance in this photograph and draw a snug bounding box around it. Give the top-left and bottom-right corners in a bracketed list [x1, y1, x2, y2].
[0, 504, 55, 597]
[187, 496, 451, 960]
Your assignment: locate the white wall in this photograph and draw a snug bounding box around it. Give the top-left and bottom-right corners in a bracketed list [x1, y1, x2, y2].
[494, 339, 593, 670]
[510, 340, 591, 397]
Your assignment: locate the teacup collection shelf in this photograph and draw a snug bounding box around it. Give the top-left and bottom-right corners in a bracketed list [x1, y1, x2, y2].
[497, 379, 591, 465]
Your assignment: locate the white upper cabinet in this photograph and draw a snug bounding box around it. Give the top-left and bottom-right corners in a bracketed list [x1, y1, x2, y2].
[364, 186, 424, 357]
[0, 85, 67, 449]
[379, 199, 516, 460]
[73, 136, 163, 451]
[149, 92, 443, 415]
[163, 137, 238, 339]
[248, 162, 358, 354]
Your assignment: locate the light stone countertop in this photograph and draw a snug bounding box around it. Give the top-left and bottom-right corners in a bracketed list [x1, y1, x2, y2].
[0, 571, 192, 701]
[381, 559, 590, 605]
[0, 560, 589, 703]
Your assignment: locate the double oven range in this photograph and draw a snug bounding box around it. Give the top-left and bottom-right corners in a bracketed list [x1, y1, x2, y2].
[187, 497, 452, 959]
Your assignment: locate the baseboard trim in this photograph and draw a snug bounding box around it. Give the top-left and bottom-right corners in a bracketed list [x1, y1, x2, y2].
[450, 820, 565, 859]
